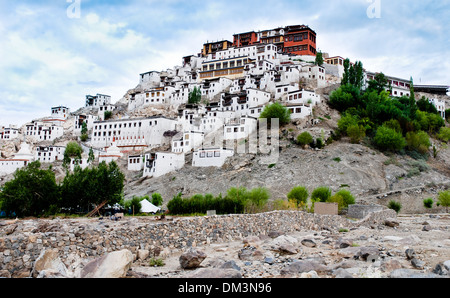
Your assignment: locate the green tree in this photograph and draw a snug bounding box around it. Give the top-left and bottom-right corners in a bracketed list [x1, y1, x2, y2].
[373, 126, 406, 152]
[60, 161, 125, 212]
[104, 110, 112, 120]
[315, 51, 324, 66]
[0, 161, 60, 217]
[347, 124, 366, 144]
[437, 190, 450, 212]
[311, 186, 332, 203]
[287, 186, 309, 208]
[341, 58, 350, 86]
[405, 131, 431, 154]
[188, 86, 202, 104]
[416, 96, 438, 114]
[63, 141, 83, 169]
[367, 73, 388, 94]
[245, 187, 270, 212]
[88, 148, 95, 164]
[260, 102, 291, 126]
[81, 122, 88, 135]
[297, 131, 313, 147]
[333, 189, 355, 208]
[437, 127, 450, 143]
[151, 193, 163, 206]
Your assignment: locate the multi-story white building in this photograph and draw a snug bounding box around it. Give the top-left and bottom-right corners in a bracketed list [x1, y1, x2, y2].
[223, 116, 258, 140]
[73, 114, 98, 135]
[0, 125, 20, 140]
[86, 94, 111, 108]
[143, 152, 185, 178]
[35, 146, 65, 163]
[25, 121, 64, 142]
[90, 116, 177, 149]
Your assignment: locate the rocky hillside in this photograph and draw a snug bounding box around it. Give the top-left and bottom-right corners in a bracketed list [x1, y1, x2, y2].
[123, 91, 450, 214]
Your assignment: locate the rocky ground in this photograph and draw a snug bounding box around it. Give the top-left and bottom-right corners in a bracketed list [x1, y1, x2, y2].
[126, 213, 449, 278]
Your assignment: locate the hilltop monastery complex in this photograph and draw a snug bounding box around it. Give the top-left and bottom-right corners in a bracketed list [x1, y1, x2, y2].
[0, 25, 447, 178]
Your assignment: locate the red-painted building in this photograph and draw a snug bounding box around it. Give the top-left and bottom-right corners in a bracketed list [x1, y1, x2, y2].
[282, 25, 317, 56]
[232, 31, 258, 47]
[231, 25, 317, 57]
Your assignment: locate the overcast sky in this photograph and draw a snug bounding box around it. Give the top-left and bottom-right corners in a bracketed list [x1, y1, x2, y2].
[1, 0, 449, 127]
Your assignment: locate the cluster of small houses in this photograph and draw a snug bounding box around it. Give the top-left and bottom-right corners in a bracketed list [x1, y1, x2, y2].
[0, 26, 447, 179]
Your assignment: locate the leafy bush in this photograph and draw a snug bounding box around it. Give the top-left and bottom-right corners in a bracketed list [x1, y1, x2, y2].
[151, 193, 163, 206]
[104, 110, 112, 120]
[327, 194, 345, 211]
[437, 127, 450, 143]
[311, 186, 332, 203]
[260, 102, 291, 126]
[437, 190, 450, 212]
[347, 124, 366, 144]
[405, 131, 431, 154]
[125, 196, 143, 214]
[287, 186, 309, 208]
[373, 126, 406, 152]
[337, 113, 359, 135]
[388, 200, 402, 213]
[423, 198, 434, 209]
[333, 189, 355, 207]
[297, 132, 313, 147]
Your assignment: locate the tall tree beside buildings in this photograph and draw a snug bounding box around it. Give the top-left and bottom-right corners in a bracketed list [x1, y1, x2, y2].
[0, 161, 60, 218]
[188, 86, 202, 104]
[315, 51, 324, 66]
[63, 141, 83, 169]
[60, 161, 125, 213]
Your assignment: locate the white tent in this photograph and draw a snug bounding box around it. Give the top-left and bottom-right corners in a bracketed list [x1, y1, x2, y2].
[140, 199, 161, 213]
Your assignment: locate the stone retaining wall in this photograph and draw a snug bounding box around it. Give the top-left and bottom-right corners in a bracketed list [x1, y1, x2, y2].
[0, 209, 396, 277]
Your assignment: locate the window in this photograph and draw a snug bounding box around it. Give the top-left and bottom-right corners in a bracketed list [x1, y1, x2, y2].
[200, 152, 206, 158]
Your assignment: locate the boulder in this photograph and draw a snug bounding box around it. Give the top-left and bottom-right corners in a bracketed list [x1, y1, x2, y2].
[80, 249, 133, 278]
[301, 239, 317, 248]
[280, 260, 329, 276]
[179, 248, 207, 269]
[33, 249, 68, 278]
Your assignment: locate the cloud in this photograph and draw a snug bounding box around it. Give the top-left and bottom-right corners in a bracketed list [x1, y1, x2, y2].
[0, 0, 448, 127]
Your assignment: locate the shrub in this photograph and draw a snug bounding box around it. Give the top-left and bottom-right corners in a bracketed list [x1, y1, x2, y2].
[104, 110, 112, 120]
[347, 124, 366, 144]
[125, 196, 143, 214]
[260, 102, 291, 126]
[334, 189, 355, 207]
[337, 113, 359, 135]
[151, 193, 163, 206]
[423, 198, 434, 209]
[388, 200, 402, 213]
[80, 133, 88, 142]
[311, 186, 332, 203]
[437, 127, 450, 143]
[297, 132, 313, 147]
[287, 186, 309, 208]
[405, 131, 430, 154]
[437, 190, 450, 212]
[373, 126, 406, 152]
[245, 187, 270, 212]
